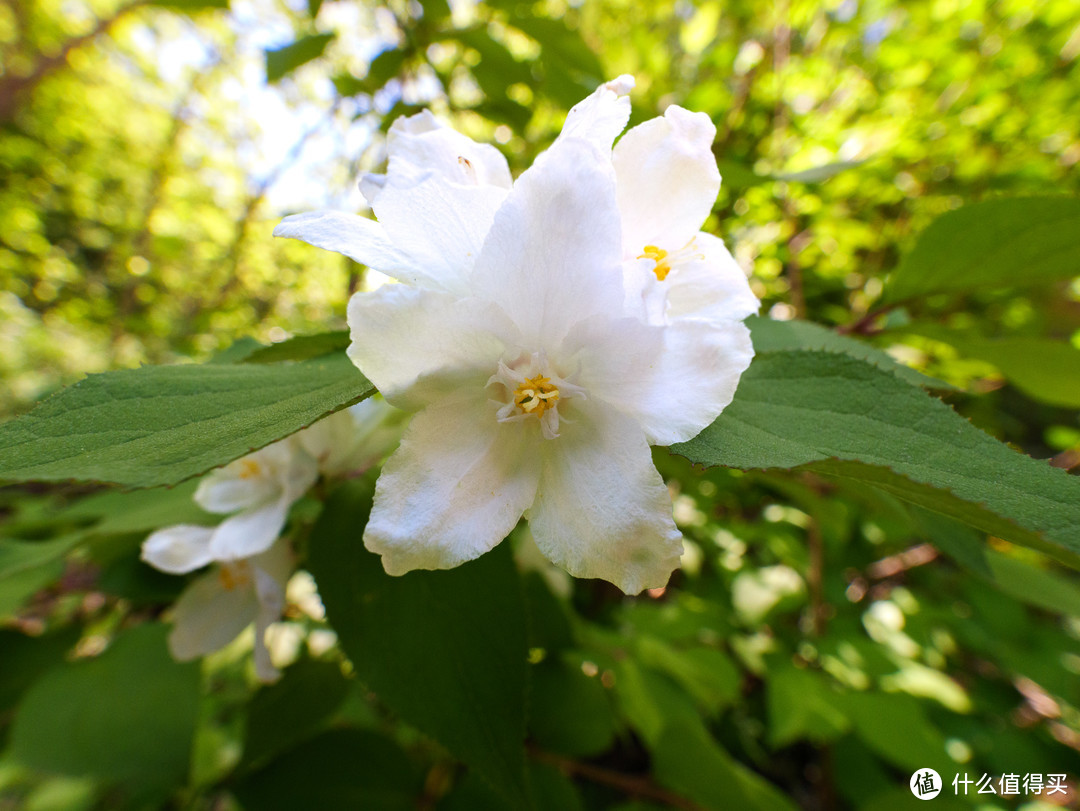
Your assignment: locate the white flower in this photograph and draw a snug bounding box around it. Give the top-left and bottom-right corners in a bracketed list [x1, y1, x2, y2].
[341, 136, 753, 594]
[142, 438, 318, 572]
[359, 109, 512, 205]
[613, 106, 759, 326]
[167, 538, 292, 682]
[276, 76, 756, 328]
[296, 398, 405, 477]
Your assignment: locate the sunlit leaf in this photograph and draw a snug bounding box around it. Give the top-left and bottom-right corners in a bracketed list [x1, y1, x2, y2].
[908, 329, 1080, 408]
[884, 196, 1080, 303]
[266, 33, 336, 83]
[0, 353, 373, 487]
[674, 351, 1080, 568]
[748, 316, 952, 389]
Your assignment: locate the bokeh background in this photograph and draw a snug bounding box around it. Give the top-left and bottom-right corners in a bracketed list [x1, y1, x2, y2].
[2, 0, 1080, 808]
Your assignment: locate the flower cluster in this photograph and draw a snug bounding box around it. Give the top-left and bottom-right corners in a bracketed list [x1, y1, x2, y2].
[141, 400, 401, 681]
[276, 76, 758, 594]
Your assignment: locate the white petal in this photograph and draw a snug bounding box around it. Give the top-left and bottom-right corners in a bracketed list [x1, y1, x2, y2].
[664, 232, 760, 323]
[141, 525, 215, 575]
[470, 137, 626, 350]
[167, 568, 258, 660]
[195, 440, 316, 515]
[208, 498, 291, 561]
[252, 563, 287, 683]
[359, 172, 387, 206]
[557, 75, 635, 153]
[563, 314, 754, 446]
[194, 469, 275, 515]
[384, 109, 513, 190]
[364, 391, 542, 575]
[347, 284, 518, 410]
[273, 211, 439, 287]
[614, 105, 720, 253]
[372, 175, 508, 295]
[528, 404, 683, 595]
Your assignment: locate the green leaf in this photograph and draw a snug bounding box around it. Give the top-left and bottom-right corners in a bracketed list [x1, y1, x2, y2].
[10, 624, 200, 793]
[266, 33, 336, 83]
[0, 352, 373, 487]
[673, 351, 1080, 568]
[364, 48, 407, 91]
[910, 329, 1080, 408]
[838, 692, 950, 772]
[634, 637, 740, 714]
[58, 480, 212, 535]
[0, 627, 79, 714]
[767, 665, 850, 747]
[511, 16, 604, 81]
[528, 658, 617, 757]
[748, 316, 953, 389]
[232, 729, 421, 811]
[240, 657, 352, 770]
[884, 196, 1080, 303]
[307, 481, 531, 807]
[242, 330, 350, 364]
[0, 536, 79, 616]
[653, 720, 798, 811]
[0, 536, 78, 582]
[773, 160, 864, 183]
[982, 550, 1080, 617]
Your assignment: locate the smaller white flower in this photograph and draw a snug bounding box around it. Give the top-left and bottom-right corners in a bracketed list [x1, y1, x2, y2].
[296, 398, 404, 477]
[613, 106, 759, 326]
[167, 538, 293, 682]
[142, 438, 317, 572]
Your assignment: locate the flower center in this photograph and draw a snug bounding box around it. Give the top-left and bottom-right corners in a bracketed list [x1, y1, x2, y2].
[490, 353, 584, 441]
[638, 245, 672, 280]
[218, 561, 252, 591]
[513, 374, 560, 417]
[238, 459, 262, 479]
[637, 240, 705, 282]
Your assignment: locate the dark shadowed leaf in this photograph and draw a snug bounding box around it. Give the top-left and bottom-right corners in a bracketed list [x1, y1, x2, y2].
[10, 624, 200, 794]
[232, 729, 420, 811]
[307, 481, 531, 807]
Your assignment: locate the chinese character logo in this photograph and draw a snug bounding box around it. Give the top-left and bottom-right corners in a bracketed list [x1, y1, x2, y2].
[911, 768, 943, 800]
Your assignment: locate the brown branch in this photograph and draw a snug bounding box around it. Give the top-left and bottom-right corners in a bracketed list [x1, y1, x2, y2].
[867, 543, 938, 580]
[528, 746, 705, 811]
[0, 0, 149, 122]
[835, 302, 898, 335]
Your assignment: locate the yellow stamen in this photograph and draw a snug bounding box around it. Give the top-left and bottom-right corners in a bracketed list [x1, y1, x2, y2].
[638, 245, 672, 281]
[238, 459, 261, 479]
[514, 374, 560, 417]
[218, 562, 251, 591]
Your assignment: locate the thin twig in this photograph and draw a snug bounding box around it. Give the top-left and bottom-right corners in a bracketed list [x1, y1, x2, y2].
[528, 746, 706, 811]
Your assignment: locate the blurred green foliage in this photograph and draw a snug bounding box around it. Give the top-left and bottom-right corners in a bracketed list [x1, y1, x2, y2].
[1, 0, 1080, 808]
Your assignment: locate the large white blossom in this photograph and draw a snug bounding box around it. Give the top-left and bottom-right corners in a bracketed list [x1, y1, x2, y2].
[276, 76, 756, 329]
[274, 78, 757, 593]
